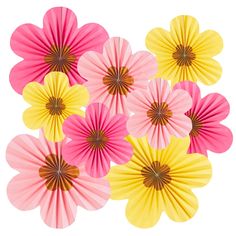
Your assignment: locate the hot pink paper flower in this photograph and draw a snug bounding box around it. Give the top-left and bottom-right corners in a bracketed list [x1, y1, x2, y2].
[78, 37, 157, 115]
[127, 78, 192, 149]
[174, 81, 233, 156]
[62, 103, 133, 177]
[10, 7, 108, 94]
[7, 131, 110, 228]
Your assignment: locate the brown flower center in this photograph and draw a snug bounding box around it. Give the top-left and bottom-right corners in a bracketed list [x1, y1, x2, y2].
[46, 97, 65, 115]
[188, 113, 202, 137]
[141, 161, 171, 190]
[39, 154, 79, 191]
[103, 66, 134, 95]
[147, 102, 172, 126]
[87, 130, 108, 149]
[44, 45, 76, 73]
[172, 44, 196, 66]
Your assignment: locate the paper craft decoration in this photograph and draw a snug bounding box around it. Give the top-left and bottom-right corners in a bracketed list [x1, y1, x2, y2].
[108, 135, 212, 228]
[62, 103, 133, 177]
[146, 15, 223, 85]
[174, 81, 233, 156]
[7, 131, 110, 228]
[10, 7, 108, 94]
[127, 78, 192, 149]
[78, 37, 157, 115]
[7, 8, 232, 229]
[22, 71, 89, 142]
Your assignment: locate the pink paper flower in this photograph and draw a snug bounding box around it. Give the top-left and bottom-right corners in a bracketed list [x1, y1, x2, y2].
[10, 7, 108, 94]
[7, 131, 110, 228]
[62, 103, 133, 177]
[78, 37, 157, 115]
[127, 78, 192, 149]
[174, 81, 233, 156]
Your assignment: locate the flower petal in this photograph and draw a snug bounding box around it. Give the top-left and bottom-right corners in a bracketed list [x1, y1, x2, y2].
[163, 182, 198, 222]
[126, 188, 163, 228]
[8, 173, 45, 210]
[40, 189, 77, 228]
[71, 165, 110, 210]
[194, 30, 223, 56]
[171, 153, 212, 187]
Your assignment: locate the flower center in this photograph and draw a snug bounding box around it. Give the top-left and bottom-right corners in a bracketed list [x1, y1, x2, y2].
[147, 102, 173, 126]
[141, 161, 171, 190]
[188, 113, 202, 137]
[172, 44, 196, 67]
[39, 154, 79, 191]
[103, 66, 134, 95]
[87, 130, 108, 149]
[44, 45, 76, 73]
[46, 97, 65, 115]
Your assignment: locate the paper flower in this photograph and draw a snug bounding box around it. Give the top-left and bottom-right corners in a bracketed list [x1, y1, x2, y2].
[10, 7, 108, 94]
[62, 103, 133, 177]
[23, 71, 89, 142]
[6, 131, 110, 228]
[174, 81, 233, 156]
[78, 37, 157, 115]
[107, 135, 212, 228]
[146, 15, 223, 86]
[127, 78, 192, 149]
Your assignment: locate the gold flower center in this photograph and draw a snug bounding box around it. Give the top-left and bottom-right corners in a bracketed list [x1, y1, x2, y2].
[188, 113, 202, 137]
[103, 66, 134, 95]
[46, 97, 65, 115]
[172, 44, 196, 66]
[44, 45, 76, 73]
[141, 161, 171, 190]
[87, 130, 108, 149]
[39, 154, 79, 191]
[147, 102, 173, 126]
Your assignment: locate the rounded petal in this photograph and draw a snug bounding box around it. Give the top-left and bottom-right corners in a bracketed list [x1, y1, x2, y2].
[71, 165, 110, 210]
[10, 59, 50, 94]
[199, 93, 230, 122]
[103, 37, 132, 68]
[173, 81, 201, 105]
[193, 58, 222, 85]
[166, 89, 192, 113]
[40, 189, 77, 228]
[126, 188, 163, 228]
[106, 114, 128, 137]
[194, 30, 223, 56]
[170, 15, 199, 46]
[6, 134, 45, 172]
[189, 124, 233, 155]
[8, 173, 45, 210]
[171, 153, 212, 187]
[163, 183, 198, 222]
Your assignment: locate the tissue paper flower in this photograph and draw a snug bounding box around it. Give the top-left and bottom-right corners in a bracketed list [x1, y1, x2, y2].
[146, 15, 223, 85]
[174, 81, 233, 156]
[23, 71, 89, 142]
[6, 131, 110, 228]
[62, 103, 133, 178]
[10, 6, 108, 94]
[107, 135, 212, 228]
[78, 37, 157, 115]
[127, 78, 192, 149]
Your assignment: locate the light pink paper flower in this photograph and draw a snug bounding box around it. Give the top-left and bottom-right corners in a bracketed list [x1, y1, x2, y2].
[174, 81, 233, 156]
[62, 103, 133, 177]
[10, 7, 108, 94]
[127, 78, 192, 149]
[78, 37, 157, 115]
[7, 131, 110, 228]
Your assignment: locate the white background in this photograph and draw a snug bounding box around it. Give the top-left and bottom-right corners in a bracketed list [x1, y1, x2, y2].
[0, 0, 235, 235]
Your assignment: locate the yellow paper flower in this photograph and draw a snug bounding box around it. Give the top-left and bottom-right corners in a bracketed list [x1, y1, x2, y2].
[107, 136, 212, 228]
[146, 15, 223, 85]
[23, 71, 89, 142]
